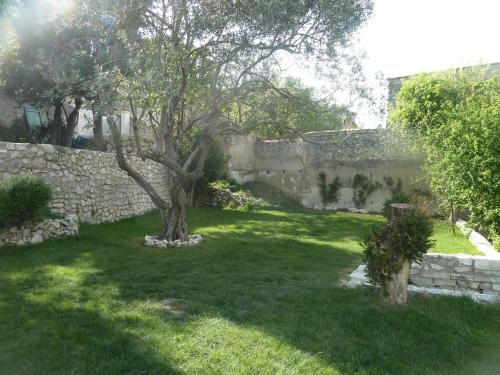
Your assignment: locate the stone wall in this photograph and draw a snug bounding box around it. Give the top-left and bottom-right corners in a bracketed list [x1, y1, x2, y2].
[228, 129, 427, 211]
[0, 215, 79, 247]
[410, 254, 500, 295]
[0, 141, 171, 223]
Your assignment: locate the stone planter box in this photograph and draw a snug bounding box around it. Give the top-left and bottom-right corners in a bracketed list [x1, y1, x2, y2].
[410, 253, 500, 295]
[0, 215, 79, 247]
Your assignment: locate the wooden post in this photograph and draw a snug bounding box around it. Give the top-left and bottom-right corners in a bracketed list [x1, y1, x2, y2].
[381, 203, 411, 305]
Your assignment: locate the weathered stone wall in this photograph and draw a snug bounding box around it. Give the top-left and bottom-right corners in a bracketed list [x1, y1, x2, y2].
[228, 129, 427, 211]
[0, 141, 171, 223]
[0, 215, 79, 247]
[411, 254, 500, 295]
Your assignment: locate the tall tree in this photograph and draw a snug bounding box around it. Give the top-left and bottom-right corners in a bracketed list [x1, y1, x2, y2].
[390, 68, 500, 248]
[235, 77, 348, 137]
[97, 0, 373, 241]
[0, 0, 130, 148]
[1, 1, 86, 146]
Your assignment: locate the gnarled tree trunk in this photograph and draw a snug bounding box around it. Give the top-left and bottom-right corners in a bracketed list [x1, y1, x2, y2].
[63, 97, 83, 148]
[49, 100, 63, 145]
[159, 183, 188, 241]
[108, 117, 195, 241]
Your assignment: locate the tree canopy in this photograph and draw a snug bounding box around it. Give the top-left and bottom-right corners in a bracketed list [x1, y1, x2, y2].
[234, 77, 347, 138]
[0, 0, 128, 147]
[390, 68, 500, 248]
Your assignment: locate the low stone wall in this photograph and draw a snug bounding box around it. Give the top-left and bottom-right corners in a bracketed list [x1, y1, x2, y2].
[410, 254, 500, 295]
[0, 141, 171, 223]
[0, 215, 79, 247]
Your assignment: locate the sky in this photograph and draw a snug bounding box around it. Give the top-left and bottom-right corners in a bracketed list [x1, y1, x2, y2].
[284, 0, 500, 128]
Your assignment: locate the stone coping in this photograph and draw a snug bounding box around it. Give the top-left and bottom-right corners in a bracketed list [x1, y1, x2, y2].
[456, 220, 499, 258]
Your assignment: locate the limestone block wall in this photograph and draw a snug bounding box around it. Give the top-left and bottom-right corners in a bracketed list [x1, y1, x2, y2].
[0, 215, 79, 248]
[0, 141, 171, 223]
[228, 129, 427, 211]
[411, 254, 500, 295]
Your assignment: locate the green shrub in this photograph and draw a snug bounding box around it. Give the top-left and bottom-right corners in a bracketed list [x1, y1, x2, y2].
[0, 176, 53, 228]
[211, 179, 240, 191]
[204, 180, 268, 211]
[492, 233, 500, 251]
[193, 140, 229, 205]
[382, 192, 410, 218]
[390, 70, 500, 254]
[362, 209, 434, 290]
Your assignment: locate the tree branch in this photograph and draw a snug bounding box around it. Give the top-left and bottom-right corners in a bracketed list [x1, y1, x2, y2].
[108, 117, 169, 210]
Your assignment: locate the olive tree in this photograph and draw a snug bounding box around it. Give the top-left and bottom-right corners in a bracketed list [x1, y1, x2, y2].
[100, 0, 373, 241]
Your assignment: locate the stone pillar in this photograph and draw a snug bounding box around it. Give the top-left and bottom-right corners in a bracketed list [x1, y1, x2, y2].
[381, 203, 411, 305]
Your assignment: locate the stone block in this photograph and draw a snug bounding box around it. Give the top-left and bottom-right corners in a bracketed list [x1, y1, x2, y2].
[410, 267, 421, 276]
[409, 276, 432, 287]
[474, 259, 500, 272]
[30, 233, 43, 244]
[430, 263, 444, 271]
[421, 270, 450, 279]
[467, 281, 480, 289]
[430, 278, 459, 287]
[478, 282, 493, 291]
[463, 274, 500, 284]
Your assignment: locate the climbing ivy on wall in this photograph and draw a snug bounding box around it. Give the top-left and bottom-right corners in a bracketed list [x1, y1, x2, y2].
[383, 176, 402, 194]
[318, 173, 342, 207]
[352, 174, 382, 208]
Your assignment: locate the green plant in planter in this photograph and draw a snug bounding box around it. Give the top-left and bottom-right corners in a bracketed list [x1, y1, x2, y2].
[362, 208, 434, 297]
[318, 173, 342, 207]
[352, 174, 381, 209]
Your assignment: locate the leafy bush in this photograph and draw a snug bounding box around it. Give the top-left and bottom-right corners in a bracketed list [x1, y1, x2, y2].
[0, 177, 53, 228]
[362, 208, 434, 289]
[211, 179, 240, 191]
[382, 192, 410, 218]
[0, 118, 47, 143]
[390, 69, 500, 251]
[192, 140, 229, 205]
[205, 181, 268, 211]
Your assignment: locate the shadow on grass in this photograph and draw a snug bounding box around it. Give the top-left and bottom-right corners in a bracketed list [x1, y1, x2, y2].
[1, 208, 499, 374]
[0, 292, 181, 374]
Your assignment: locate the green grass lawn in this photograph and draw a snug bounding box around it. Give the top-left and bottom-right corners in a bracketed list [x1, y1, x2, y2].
[432, 220, 482, 255]
[430, 221, 484, 255]
[0, 208, 498, 374]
